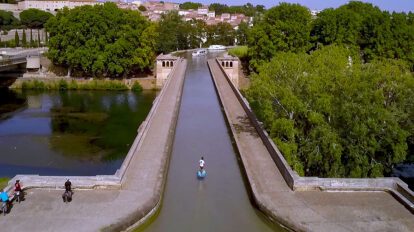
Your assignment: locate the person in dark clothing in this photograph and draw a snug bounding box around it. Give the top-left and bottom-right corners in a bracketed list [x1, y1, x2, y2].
[65, 179, 72, 193]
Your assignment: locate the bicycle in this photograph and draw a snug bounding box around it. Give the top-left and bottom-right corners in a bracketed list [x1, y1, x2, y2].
[1, 202, 8, 216]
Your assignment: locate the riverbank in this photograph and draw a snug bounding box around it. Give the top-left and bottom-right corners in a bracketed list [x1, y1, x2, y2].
[9, 77, 154, 91]
[0, 177, 9, 190]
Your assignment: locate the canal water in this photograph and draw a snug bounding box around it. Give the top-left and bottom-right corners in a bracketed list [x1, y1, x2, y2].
[0, 79, 156, 176]
[141, 53, 283, 231]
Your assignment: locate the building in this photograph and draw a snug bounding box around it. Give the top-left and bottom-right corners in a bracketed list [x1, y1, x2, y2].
[17, 0, 99, 12]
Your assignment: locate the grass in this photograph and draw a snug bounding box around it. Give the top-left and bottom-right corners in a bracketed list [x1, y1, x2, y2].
[0, 177, 10, 190]
[228, 46, 248, 59]
[18, 79, 143, 92]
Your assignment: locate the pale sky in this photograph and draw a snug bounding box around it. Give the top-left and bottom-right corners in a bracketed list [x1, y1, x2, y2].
[171, 0, 414, 13]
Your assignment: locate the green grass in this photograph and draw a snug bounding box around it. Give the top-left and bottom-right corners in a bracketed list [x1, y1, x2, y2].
[0, 177, 10, 190]
[228, 46, 248, 59]
[18, 79, 143, 91]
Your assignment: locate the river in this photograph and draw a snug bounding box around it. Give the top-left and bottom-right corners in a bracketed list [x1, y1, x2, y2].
[0, 75, 156, 177]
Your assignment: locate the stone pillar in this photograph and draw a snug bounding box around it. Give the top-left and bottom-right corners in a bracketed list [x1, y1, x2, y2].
[155, 54, 179, 88]
[217, 56, 239, 89]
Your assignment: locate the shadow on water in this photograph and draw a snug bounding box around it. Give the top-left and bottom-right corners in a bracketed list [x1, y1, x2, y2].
[139, 52, 285, 232]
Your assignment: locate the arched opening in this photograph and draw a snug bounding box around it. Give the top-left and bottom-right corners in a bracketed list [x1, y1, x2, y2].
[230, 61, 233, 67]
[162, 61, 165, 67]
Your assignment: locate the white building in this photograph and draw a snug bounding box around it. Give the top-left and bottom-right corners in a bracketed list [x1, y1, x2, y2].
[197, 6, 208, 15]
[207, 11, 215, 18]
[17, 0, 99, 12]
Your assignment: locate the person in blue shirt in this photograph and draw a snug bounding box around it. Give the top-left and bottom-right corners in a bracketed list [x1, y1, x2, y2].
[1, 191, 10, 213]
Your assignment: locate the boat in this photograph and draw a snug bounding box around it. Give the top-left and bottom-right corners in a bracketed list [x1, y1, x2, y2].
[192, 49, 207, 56]
[207, 45, 226, 50]
[197, 169, 207, 179]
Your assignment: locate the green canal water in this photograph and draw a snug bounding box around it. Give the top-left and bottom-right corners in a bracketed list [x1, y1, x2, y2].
[0, 87, 156, 176]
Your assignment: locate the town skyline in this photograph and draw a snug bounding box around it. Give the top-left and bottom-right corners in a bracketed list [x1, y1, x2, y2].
[168, 0, 414, 12]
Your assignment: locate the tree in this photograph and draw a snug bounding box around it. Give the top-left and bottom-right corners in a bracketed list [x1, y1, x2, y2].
[30, 29, 33, 47]
[46, 3, 157, 77]
[186, 19, 206, 48]
[209, 3, 229, 15]
[22, 29, 27, 47]
[20, 9, 53, 29]
[156, 11, 186, 53]
[235, 21, 249, 45]
[246, 45, 414, 178]
[14, 30, 19, 47]
[138, 5, 147, 11]
[37, 30, 41, 47]
[179, 2, 202, 10]
[247, 3, 312, 69]
[205, 23, 234, 46]
[44, 30, 48, 44]
[311, 2, 414, 69]
[0, 10, 19, 31]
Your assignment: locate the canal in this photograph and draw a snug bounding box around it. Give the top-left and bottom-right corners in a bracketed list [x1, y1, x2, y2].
[141, 53, 283, 231]
[0, 75, 156, 176]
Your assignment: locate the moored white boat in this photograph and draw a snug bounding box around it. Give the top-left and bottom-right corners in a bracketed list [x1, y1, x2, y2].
[192, 49, 207, 56]
[207, 45, 226, 50]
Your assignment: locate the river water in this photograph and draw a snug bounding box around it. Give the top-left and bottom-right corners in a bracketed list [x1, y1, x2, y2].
[141, 53, 284, 231]
[0, 80, 156, 177]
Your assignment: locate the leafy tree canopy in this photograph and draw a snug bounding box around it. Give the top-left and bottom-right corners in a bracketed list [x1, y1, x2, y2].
[138, 5, 147, 11]
[246, 45, 414, 178]
[179, 1, 202, 10]
[46, 3, 157, 77]
[247, 3, 312, 69]
[312, 1, 414, 69]
[0, 10, 19, 30]
[20, 8, 53, 29]
[209, 3, 265, 17]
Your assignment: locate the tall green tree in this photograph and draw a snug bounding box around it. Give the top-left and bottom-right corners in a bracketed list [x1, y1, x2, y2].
[311, 2, 414, 69]
[247, 3, 312, 68]
[246, 45, 414, 178]
[20, 9, 53, 29]
[179, 2, 202, 10]
[22, 29, 27, 47]
[235, 21, 249, 45]
[14, 30, 19, 47]
[156, 11, 186, 53]
[46, 3, 157, 77]
[0, 10, 19, 31]
[207, 22, 234, 46]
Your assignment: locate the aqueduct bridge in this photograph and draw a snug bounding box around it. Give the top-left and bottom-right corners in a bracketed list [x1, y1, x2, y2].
[0, 52, 413, 232]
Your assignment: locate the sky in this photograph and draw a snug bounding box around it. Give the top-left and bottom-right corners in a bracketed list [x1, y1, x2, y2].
[171, 0, 414, 13]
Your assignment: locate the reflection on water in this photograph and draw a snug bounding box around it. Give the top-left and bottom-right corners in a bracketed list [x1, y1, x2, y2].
[0, 89, 156, 177]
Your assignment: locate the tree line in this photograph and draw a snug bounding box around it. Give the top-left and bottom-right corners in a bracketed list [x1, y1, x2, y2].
[244, 2, 414, 178]
[248, 2, 414, 71]
[45, 3, 253, 77]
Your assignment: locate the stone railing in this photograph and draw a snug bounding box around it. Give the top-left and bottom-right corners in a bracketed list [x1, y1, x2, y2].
[214, 58, 414, 213]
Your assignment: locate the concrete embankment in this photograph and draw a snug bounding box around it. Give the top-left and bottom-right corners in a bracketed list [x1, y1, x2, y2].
[0, 59, 187, 231]
[208, 59, 414, 232]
